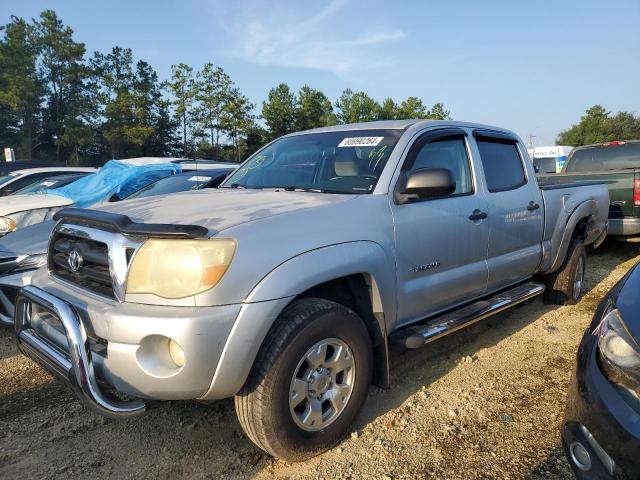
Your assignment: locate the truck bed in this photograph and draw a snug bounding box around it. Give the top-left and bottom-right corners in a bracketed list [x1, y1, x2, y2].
[538, 170, 638, 219]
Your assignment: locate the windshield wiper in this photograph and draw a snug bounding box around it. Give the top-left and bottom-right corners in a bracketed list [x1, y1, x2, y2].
[220, 183, 246, 189]
[281, 186, 325, 193]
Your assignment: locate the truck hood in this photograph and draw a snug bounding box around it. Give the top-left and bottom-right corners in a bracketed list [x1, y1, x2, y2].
[97, 188, 357, 234]
[0, 193, 73, 216]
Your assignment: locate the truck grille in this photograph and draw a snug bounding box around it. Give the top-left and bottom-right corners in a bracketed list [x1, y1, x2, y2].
[49, 231, 115, 299]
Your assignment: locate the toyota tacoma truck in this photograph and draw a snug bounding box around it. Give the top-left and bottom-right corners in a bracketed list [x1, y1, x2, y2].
[539, 140, 640, 239]
[13, 120, 609, 461]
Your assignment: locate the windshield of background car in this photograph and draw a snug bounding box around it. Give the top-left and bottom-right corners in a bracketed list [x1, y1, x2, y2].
[126, 170, 230, 199]
[221, 129, 404, 193]
[0, 172, 20, 186]
[14, 174, 87, 195]
[565, 143, 640, 172]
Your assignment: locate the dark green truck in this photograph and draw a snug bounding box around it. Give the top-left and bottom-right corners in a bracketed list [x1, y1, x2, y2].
[539, 140, 640, 238]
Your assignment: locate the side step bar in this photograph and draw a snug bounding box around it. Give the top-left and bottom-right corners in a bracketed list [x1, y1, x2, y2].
[390, 282, 545, 349]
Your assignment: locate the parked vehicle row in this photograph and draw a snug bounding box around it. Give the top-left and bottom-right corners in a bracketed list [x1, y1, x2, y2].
[539, 140, 640, 240]
[1, 122, 637, 477]
[0, 166, 95, 197]
[0, 158, 234, 237]
[0, 162, 235, 325]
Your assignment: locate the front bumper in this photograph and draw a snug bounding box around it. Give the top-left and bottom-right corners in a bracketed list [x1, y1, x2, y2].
[15, 285, 146, 418]
[608, 217, 640, 236]
[562, 331, 640, 479]
[14, 273, 249, 414]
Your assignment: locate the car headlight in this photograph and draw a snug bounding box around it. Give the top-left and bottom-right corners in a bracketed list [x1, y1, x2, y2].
[0, 217, 16, 234]
[126, 238, 236, 299]
[596, 307, 640, 392]
[14, 253, 47, 273]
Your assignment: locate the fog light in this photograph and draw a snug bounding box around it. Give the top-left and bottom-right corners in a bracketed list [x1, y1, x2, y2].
[168, 340, 185, 367]
[570, 441, 592, 471]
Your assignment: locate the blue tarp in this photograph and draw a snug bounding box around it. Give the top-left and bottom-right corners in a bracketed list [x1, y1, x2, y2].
[44, 160, 181, 208]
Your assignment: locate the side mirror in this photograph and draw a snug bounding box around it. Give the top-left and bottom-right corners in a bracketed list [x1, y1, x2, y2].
[399, 168, 456, 202]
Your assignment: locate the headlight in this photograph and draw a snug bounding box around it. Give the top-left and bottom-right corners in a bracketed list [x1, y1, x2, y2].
[14, 253, 47, 273]
[596, 307, 640, 392]
[126, 238, 236, 299]
[0, 217, 16, 233]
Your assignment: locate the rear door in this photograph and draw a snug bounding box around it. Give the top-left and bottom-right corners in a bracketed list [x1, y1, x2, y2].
[392, 128, 490, 326]
[473, 131, 544, 292]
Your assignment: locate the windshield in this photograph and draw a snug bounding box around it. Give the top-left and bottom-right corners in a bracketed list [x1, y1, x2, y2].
[222, 129, 403, 193]
[126, 170, 230, 199]
[533, 157, 557, 174]
[0, 173, 19, 186]
[14, 175, 86, 195]
[565, 143, 640, 172]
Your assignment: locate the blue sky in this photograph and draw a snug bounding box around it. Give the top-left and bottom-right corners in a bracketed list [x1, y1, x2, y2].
[2, 0, 639, 145]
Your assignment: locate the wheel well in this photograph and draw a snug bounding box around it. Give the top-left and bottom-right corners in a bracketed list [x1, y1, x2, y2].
[295, 274, 389, 388]
[572, 217, 589, 241]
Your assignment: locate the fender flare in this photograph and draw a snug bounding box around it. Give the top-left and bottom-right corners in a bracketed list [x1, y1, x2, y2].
[542, 200, 597, 273]
[200, 241, 396, 400]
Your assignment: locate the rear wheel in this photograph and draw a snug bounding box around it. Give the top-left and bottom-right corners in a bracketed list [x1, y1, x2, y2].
[234, 298, 373, 461]
[544, 239, 586, 305]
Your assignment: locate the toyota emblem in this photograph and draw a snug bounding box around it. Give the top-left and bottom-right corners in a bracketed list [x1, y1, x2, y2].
[68, 249, 83, 272]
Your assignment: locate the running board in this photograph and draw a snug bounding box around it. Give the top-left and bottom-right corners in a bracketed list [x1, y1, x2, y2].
[389, 282, 545, 349]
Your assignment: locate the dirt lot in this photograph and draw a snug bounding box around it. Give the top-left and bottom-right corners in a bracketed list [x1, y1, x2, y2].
[1, 240, 638, 480]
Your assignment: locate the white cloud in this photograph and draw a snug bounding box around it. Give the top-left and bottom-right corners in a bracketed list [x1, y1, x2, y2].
[223, 0, 406, 76]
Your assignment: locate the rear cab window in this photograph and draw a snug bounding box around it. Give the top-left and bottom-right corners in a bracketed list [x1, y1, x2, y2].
[476, 135, 526, 192]
[565, 142, 640, 172]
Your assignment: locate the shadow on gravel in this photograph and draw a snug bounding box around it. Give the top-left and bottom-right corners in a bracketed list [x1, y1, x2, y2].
[0, 239, 637, 480]
[526, 444, 574, 479]
[354, 238, 639, 435]
[0, 324, 19, 361]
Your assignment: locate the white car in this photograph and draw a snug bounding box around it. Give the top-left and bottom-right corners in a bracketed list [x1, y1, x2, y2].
[0, 167, 96, 197]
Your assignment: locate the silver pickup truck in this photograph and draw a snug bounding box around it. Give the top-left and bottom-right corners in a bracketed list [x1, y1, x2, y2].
[14, 120, 608, 461]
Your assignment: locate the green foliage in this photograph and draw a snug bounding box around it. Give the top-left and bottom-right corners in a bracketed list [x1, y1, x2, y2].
[378, 98, 398, 120]
[295, 85, 336, 130]
[262, 83, 297, 139]
[34, 10, 90, 163]
[165, 63, 196, 157]
[335, 89, 380, 124]
[0, 16, 43, 160]
[221, 88, 255, 161]
[193, 63, 232, 159]
[557, 105, 640, 146]
[428, 102, 451, 120]
[0, 9, 453, 165]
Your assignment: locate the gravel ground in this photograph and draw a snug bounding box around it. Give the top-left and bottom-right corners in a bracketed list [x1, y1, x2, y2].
[1, 240, 638, 480]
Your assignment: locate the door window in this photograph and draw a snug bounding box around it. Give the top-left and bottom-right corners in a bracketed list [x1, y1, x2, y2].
[405, 136, 473, 196]
[476, 138, 526, 192]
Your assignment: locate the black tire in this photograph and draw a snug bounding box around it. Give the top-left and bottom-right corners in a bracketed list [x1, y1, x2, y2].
[234, 298, 373, 461]
[544, 239, 586, 305]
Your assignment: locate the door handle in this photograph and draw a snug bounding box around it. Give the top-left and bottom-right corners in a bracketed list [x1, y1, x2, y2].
[469, 209, 488, 221]
[527, 201, 540, 211]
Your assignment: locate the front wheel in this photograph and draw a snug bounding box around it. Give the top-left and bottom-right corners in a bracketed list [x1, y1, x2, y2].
[234, 298, 373, 461]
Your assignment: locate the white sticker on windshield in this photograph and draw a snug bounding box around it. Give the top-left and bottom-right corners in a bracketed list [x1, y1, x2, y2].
[188, 176, 211, 182]
[40, 181, 55, 187]
[338, 136, 384, 148]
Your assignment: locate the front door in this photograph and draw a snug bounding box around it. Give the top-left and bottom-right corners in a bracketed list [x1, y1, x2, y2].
[392, 129, 490, 327]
